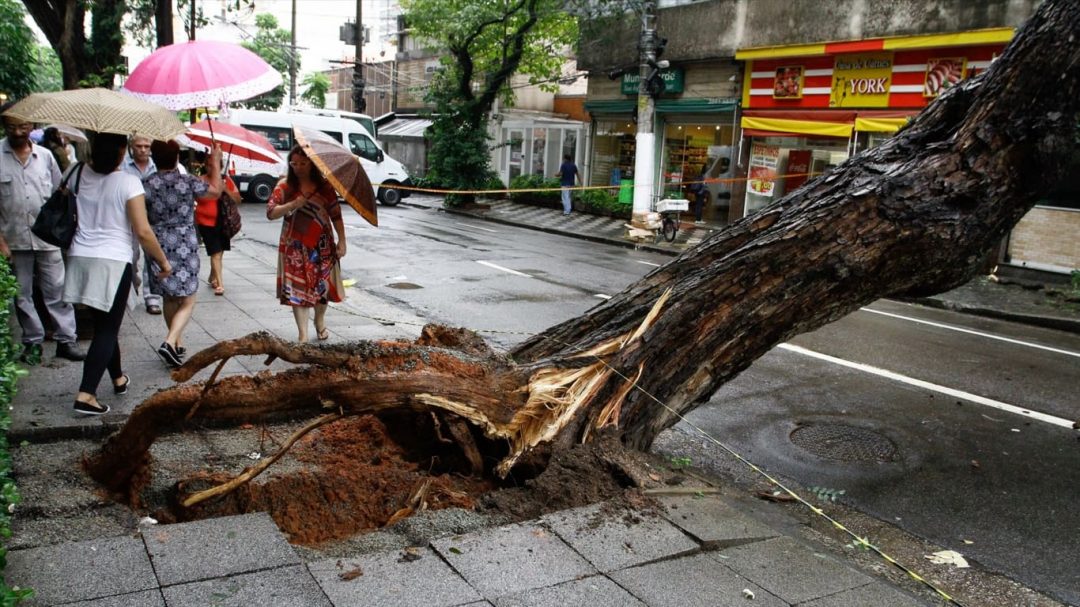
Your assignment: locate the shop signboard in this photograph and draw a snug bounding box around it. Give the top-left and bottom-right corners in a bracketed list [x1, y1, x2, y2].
[748, 143, 780, 197]
[829, 52, 893, 108]
[773, 66, 804, 99]
[621, 67, 685, 95]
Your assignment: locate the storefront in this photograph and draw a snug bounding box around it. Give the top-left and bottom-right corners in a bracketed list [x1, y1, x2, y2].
[584, 63, 740, 224]
[735, 29, 1012, 218]
[493, 114, 585, 186]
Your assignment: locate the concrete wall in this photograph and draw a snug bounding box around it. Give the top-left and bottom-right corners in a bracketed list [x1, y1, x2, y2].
[383, 138, 428, 178]
[578, 0, 1040, 71]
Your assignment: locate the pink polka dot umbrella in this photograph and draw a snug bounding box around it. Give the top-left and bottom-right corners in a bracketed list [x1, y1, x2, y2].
[122, 40, 282, 111]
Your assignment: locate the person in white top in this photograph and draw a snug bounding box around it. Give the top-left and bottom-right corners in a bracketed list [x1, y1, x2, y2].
[63, 132, 172, 416]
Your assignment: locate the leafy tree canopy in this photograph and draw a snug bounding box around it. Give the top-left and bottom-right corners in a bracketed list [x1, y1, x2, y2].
[239, 13, 299, 111]
[0, 0, 39, 98]
[301, 72, 330, 109]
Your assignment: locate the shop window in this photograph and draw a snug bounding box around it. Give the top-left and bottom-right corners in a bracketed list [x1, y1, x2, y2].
[660, 121, 735, 223]
[532, 128, 547, 176]
[744, 136, 849, 217]
[589, 119, 636, 188]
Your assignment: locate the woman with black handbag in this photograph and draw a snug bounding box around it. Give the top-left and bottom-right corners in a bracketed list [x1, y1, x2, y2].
[62, 132, 172, 415]
[193, 152, 240, 296]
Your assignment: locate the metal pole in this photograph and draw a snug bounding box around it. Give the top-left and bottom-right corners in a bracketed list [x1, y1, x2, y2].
[352, 0, 367, 112]
[631, 1, 658, 229]
[189, 0, 196, 40]
[289, 0, 298, 106]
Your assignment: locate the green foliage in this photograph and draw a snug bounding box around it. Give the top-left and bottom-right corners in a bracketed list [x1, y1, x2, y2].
[424, 108, 500, 207]
[508, 174, 560, 205]
[0, 0, 38, 98]
[0, 260, 32, 604]
[669, 456, 692, 470]
[300, 72, 330, 109]
[239, 14, 298, 111]
[1070, 270, 1080, 293]
[577, 188, 631, 218]
[31, 46, 61, 93]
[809, 486, 846, 503]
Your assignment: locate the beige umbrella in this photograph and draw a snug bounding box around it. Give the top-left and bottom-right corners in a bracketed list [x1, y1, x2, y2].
[3, 88, 185, 141]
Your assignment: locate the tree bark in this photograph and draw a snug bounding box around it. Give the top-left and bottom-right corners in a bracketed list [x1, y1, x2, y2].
[86, 0, 1080, 494]
[156, 0, 174, 48]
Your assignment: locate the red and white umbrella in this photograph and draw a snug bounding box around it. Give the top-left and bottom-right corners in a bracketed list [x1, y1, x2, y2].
[122, 40, 282, 110]
[178, 119, 281, 166]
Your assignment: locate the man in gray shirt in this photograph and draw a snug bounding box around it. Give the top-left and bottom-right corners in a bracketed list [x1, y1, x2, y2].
[122, 135, 164, 315]
[0, 108, 85, 364]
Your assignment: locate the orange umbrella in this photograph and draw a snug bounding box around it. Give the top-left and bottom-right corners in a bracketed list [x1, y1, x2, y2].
[293, 126, 377, 227]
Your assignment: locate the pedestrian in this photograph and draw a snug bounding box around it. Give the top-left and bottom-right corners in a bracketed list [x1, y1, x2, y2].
[63, 132, 172, 415]
[266, 145, 346, 343]
[0, 105, 85, 365]
[689, 167, 709, 224]
[194, 152, 240, 296]
[122, 135, 166, 315]
[41, 127, 71, 173]
[555, 154, 579, 215]
[143, 140, 222, 367]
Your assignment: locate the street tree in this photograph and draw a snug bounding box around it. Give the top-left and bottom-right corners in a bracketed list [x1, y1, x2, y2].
[238, 13, 296, 111]
[400, 0, 580, 204]
[30, 45, 62, 93]
[300, 72, 330, 109]
[87, 0, 1079, 517]
[0, 0, 38, 98]
[22, 0, 127, 89]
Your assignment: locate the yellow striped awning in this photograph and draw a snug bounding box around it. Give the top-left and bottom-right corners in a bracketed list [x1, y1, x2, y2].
[740, 116, 853, 138]
[854, 117, 910, 133]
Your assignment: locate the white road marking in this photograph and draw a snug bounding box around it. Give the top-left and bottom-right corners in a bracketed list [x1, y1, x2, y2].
[475, 260, 532, 278]
[778, 343, 1075, 429]
[636, 260, 662, 267]
[455, 222, 498, 233]
[595, 294, 612, 300]
[860, 307, 1080, 359]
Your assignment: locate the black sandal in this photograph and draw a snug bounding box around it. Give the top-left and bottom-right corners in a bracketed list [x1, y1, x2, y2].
[113, 374, 130, 395]
[73, 400, 110, 416]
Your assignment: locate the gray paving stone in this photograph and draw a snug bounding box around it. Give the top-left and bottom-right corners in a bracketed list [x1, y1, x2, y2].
[715, 536, 872, 604]
[160, 565, 330, 607]
[492, 575, 646, 607]
[6, 536, 157, 606]
[61, 589, 166, 607]
[658, 495, 778, 548]
[308, 547, 480, 607]
[542, 502, 699, 572]
[431, 522, 596, 599]
[142, 512, 299, 586]
[609, 553, 786, 607]
[800, 582, 930, 606]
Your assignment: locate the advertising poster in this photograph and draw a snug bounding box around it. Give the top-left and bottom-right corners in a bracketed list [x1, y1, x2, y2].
[773, 66, 804, 99]
[785, 149, 813, 192]
[748, 143, 780, 197]
[923, 58, 967, 96]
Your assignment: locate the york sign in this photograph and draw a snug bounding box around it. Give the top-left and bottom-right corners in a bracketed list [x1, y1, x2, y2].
[829, 52, 893, 108]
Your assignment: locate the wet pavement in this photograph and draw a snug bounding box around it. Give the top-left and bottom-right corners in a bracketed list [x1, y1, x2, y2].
[5, 198, 1076, 606]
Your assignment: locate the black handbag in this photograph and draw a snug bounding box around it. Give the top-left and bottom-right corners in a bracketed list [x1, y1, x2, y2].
[31, 163, 83, 248]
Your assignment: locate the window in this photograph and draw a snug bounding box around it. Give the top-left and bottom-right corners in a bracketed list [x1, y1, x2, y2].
[243, 124, 292, 152]
[349, 133, 380, 161]
[321, 131, 344, 143]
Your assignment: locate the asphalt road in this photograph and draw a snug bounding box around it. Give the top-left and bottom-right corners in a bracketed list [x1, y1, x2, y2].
[241, 201, 1080, 604]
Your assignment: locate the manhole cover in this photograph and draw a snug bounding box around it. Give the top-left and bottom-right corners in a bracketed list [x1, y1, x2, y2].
[789, 423, 897, 462]
[386, 282, 423, 289]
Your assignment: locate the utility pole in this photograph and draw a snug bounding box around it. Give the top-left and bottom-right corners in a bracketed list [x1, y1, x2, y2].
[630, 0, 658, 230]
[289, 0, 298, 106]
[352, 0, 367, 112]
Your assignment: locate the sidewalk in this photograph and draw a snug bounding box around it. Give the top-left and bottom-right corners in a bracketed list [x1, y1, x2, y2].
[4, 202, 1071, 606]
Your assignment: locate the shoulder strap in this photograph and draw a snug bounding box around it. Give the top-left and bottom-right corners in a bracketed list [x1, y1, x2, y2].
[72, 163, 84, 193]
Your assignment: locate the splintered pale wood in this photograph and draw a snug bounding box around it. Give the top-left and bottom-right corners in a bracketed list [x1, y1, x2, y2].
[85, 0, 1080, 495]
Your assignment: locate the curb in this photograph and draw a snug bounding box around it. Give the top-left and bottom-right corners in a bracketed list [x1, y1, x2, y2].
[907, 297, 1080, 335]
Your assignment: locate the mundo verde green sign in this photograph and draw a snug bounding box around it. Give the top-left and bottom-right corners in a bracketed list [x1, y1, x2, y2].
[621, 67, 685, 95]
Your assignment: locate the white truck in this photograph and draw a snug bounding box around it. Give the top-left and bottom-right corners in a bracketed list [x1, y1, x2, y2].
[222, 108, 412, 206]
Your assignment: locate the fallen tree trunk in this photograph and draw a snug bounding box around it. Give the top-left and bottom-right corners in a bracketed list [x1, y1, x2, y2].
[87, 0, 1079, 495]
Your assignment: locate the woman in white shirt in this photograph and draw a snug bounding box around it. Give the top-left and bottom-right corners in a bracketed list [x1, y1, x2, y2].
[63, 132, 172, 415]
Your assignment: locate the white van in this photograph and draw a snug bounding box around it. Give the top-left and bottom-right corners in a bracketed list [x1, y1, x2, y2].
[287, 107, 377, 140]
[222, 108, 412, 206]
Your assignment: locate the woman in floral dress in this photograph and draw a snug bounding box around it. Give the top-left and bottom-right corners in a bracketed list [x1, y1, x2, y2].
[143, 140, 221, 366]
[266, 145, 347, 342]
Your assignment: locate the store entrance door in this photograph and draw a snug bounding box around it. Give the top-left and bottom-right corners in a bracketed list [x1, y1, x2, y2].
[505, 129, 525, 183]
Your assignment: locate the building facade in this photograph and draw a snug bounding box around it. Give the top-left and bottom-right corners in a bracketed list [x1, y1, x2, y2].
[577, 0, 1077, 274]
